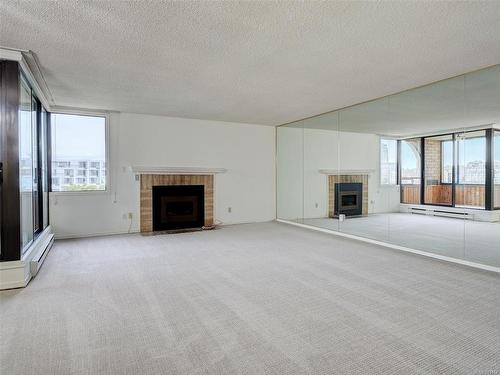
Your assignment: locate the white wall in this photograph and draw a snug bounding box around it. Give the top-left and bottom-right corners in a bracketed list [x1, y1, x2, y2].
[276, 126, 303, 220]
[277, 127, 400, 220]
[50, 113, 276, 238]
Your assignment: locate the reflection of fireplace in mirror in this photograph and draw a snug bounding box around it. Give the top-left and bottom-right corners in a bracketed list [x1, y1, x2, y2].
[334, 183, 363, 217]
[328, 174, 368, 218]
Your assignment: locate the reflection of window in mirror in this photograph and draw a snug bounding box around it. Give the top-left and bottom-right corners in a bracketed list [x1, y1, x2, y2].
[380, 138, 397, 185]
[495, 130, 500, 209]
[400, 138, 421, 204]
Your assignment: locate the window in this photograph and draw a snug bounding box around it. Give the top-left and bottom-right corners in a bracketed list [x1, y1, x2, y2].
[380, 138, 397, 185]
[51, 113, 106, 191]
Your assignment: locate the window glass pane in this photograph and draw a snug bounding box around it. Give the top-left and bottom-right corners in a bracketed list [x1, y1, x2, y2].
[51, 114, 106, 191]
[495, 131, 500, 208]
[380, 138, 397, 185]
[19, 80, 33, 251]
[41, 107, 49, 229]
[400, 138, 421, 204]
[456, 130, 486, 209]
[32, 97, 39, 233]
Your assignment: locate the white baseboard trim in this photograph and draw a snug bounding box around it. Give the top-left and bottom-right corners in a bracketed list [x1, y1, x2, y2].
[0, 261, 29, 289]
[276, 219, 500, 274]
[0, 226, 55, 290]
[53, 220, 275, 239]
[54, 230, 140, 240]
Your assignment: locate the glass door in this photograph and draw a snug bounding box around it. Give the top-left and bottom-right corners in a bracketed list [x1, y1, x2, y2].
[41, 107, 49, 229]
[455, 130, 486, 209]
[19, 75, 49, 254]
[495, 130, 500, 209]
[400, 138, 422, 204]
[32, 96, 40, 235]
[19, 78, 34, 252]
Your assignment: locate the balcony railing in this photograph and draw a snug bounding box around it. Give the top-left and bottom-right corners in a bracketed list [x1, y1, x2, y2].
[401, 184, 500, 208]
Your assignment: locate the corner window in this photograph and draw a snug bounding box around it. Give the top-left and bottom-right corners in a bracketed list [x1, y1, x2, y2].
[51, 113, 106, 191]
[380, 138, 397, 185]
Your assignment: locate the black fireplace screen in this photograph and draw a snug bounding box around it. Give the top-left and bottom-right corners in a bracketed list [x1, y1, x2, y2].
[334, 183, 363, 216]
[152, 185, 204, 231]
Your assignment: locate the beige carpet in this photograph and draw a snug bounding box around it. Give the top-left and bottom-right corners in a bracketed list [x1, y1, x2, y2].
[1, 222, 499, 374]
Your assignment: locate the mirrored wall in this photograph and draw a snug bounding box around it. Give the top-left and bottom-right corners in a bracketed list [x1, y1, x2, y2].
[277, 64, 500, 268]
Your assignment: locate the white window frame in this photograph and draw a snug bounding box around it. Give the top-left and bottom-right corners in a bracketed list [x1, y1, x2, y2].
[379, 136, 398, 187]
[50, 109, 110, 196]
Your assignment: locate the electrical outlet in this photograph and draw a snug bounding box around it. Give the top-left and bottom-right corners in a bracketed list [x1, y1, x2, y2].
[315, 203, 319, 208]
[228, 207, 232, 213]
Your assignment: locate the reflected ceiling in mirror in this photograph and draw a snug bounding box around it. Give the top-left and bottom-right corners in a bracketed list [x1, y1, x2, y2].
[282, 64, 500, 137]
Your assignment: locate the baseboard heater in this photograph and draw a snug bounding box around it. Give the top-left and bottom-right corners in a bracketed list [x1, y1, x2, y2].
[409, 207, 472, 220]
[30, 234, 55, 277]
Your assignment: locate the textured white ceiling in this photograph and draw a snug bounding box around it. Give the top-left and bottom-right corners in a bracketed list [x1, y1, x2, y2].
[1, 1, 500, 126]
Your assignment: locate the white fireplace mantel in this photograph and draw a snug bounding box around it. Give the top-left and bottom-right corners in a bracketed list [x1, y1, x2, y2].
[131, 166, 227, 175]
[319, 169, 375, 175]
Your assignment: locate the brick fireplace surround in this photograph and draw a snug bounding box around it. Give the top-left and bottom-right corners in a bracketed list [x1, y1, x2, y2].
[140, 174, 214, 232]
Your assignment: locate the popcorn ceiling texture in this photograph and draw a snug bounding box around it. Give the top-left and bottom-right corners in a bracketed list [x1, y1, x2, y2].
[1, 1, 500, 125]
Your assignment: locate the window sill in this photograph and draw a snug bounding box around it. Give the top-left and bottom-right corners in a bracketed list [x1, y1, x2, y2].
[50, 189, 109, 197]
